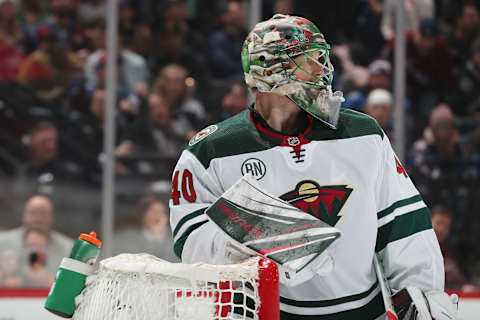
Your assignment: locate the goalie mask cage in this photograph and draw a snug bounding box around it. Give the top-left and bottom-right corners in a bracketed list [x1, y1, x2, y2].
[72, 253, 279, 320]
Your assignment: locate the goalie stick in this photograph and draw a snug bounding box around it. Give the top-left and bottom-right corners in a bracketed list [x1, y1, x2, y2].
[373, 254, 399, 320]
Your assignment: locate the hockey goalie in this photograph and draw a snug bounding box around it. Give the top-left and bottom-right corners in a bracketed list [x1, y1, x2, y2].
[169, 14, 460, 320]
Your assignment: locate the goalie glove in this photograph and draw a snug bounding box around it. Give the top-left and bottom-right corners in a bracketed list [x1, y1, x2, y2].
[391, 286, 460, 320]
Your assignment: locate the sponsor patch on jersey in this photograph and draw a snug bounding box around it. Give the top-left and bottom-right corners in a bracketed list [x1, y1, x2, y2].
[188, 125, 218, 146]
[241, 158, 266, 180]
[280, 180, 353, 226]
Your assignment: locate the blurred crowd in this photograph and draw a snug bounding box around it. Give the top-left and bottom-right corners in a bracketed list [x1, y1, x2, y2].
[0, 0, 479, 290]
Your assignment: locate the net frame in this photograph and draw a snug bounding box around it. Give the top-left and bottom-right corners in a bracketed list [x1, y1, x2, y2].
[73, 253, 279, 320]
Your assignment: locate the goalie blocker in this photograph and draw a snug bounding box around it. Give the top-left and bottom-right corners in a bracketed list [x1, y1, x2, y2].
[205, 175, 341, 286]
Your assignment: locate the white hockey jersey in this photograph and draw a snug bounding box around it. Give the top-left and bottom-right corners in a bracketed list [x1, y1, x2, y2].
[169, 109, 444, 319]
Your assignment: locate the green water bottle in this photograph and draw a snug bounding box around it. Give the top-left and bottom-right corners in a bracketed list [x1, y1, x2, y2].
[44, 231, 102, 318]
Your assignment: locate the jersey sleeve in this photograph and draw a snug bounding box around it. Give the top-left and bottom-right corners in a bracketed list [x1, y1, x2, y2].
[169, 149, 230, 264]
[374, 134, 444, 292]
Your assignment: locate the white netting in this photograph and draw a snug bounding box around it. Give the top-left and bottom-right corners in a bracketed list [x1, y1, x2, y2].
[73, 254, 262, 320]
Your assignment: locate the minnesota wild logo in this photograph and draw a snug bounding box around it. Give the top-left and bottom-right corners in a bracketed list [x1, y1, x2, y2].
[188, 125, 218, 146]
[280, 180, 352, 226]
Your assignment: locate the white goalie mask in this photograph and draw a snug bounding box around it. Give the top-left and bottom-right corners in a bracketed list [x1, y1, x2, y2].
[241, 14, 344, 129]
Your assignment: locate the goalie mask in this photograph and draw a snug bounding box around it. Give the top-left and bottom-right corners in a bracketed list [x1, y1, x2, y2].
[242, 14, 343, 129]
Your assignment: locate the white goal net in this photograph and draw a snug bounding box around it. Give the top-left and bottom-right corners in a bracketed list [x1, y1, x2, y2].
[73, 253, 279, 320]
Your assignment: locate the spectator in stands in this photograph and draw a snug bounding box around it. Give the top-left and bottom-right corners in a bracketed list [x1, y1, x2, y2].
[26, 121, 58, 169]
[431, 205, 477, 291]
[20, 121, 84, 183]
[21, 227, 55, 287]
[80, 17, 105, 53]
[367, 59, 392, 91]
[0, 195, 73, 277]
[78, 0, 105, 25]
[151, 0, 190, 34]
[208, 0, 247, 80]
[0, 227, 56, 288]
[118, 92, 187, 163]
[89, 47, 148, 98]
[150, 27, 205, 82]
[43, 0, 79, 49]
[381, 0, 435, 40]
[408, 104, 466, 205]
[214, 81, 248, 123]
[450, 38, 480, 115]
[330, 44, 369, 98]
[403, 19, 453, 117]
[447, 2, 479, 67]
[0, 0, 20, 45]
[0, 249, 23, 287]
[148, 1, 209, 90]
[153, 64, 207, 138]
[364, 89, 393, 138]
[83, 19, 149, 98]
[338, 58, 391, 110]
[83, 48, 145, 139]
[352, 0, 385, 63]
[19, 0, 47, 54]
[435, 0, 464, 30]
[17, 24, 83, 101]
[154, 0, 208, 64]
[0, 0, 23, 80]
[113, 196, 178, 262]
[63, 86, 130, 179]
[118, 0, 152, 58]
[118, 0, 136, 36]
[83, 89, 108, 155]
[90, 53, 143, 120]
